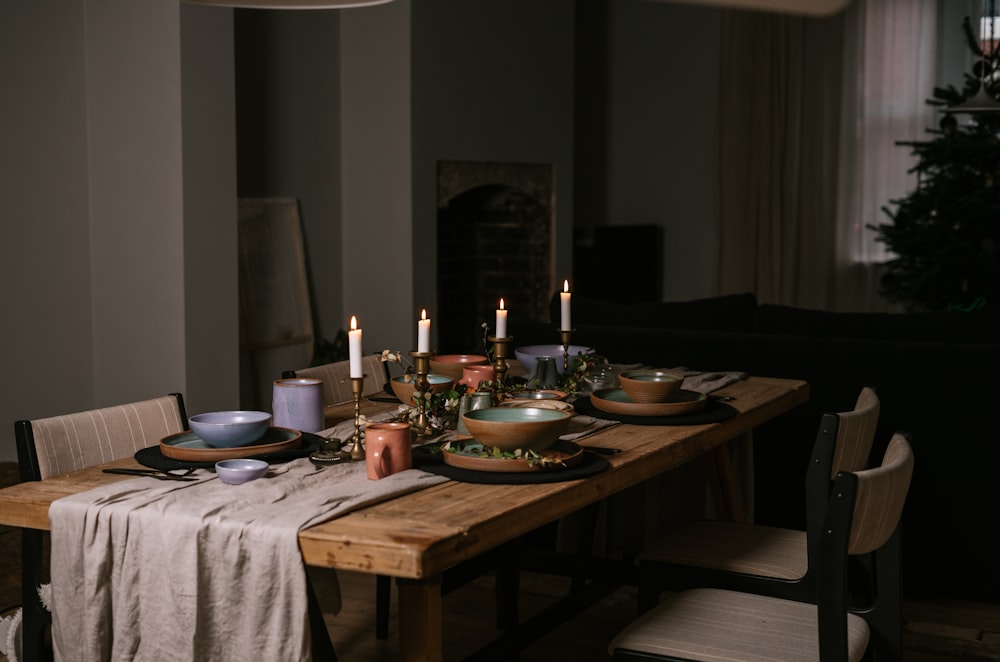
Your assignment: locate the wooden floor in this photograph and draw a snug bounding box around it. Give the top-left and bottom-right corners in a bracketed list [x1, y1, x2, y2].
[2, 456, 1000, 661]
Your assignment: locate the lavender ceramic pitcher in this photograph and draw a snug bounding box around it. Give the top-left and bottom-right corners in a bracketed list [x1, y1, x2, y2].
[272, 378, 324, 433]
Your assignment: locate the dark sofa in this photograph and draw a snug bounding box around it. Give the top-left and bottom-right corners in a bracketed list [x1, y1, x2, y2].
[515, 292, 1000, 603]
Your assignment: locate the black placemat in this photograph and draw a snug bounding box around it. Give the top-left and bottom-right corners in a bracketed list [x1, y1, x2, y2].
[412, 445, 609, 484]
[573, 396, 737, 426]
[135, 432, 324, 471]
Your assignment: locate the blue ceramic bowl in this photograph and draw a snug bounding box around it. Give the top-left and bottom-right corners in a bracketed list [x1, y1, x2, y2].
[461, 406, 572, 452]
[514, 345, 594, 374]
[215, 458, 269, 485]
[189, 411, 272, 448]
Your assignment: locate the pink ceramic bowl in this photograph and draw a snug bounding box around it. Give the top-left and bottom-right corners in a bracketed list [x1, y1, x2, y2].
[429, 354, 490, 381]
[459, 365, 496, 390]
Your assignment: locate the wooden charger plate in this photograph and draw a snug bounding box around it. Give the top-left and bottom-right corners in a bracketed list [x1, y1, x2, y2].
[590, 388, 707, 417]
[442, 439, 584, 473]
[160, 426, 302, 462]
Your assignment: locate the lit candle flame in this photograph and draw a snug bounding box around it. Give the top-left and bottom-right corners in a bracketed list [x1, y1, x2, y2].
[421, 308, 427, 320]
[350, 315, 358, 331]
[499, 298, 505, 310]
[563, 280, 570, 293]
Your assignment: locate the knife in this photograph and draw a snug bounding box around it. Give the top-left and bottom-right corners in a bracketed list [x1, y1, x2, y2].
[102, 468, 197, 481]
[584, 446, 621, 455]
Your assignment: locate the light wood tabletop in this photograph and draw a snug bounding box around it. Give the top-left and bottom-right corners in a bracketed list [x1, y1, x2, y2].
[0, 375, 808, 661]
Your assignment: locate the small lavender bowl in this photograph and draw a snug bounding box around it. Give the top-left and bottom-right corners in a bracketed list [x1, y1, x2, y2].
[215, 459, 269, 485]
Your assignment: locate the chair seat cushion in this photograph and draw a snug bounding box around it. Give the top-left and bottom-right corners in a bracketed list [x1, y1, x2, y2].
[638, 521, 808, 580]
[609, 588, 870, 661]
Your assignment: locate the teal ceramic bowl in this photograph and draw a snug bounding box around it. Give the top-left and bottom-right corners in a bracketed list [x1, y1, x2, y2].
[390, 374, 454, 405]
[461, 406, 572, 452]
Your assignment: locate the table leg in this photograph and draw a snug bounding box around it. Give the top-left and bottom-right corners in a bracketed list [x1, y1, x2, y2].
[397, 575, 443, 662]
[706, 432, 754, 523]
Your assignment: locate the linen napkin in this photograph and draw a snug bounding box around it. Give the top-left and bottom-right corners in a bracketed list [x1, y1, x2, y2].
[560, 414, 620, 441]
[49, 450, 447, 661]
[668, 367, 748, 394]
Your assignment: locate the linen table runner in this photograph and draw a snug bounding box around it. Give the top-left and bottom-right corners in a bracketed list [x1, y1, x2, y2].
[49, 451, 447, 661]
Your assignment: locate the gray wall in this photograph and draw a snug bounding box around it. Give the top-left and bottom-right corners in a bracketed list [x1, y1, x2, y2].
[607, 2, 721, 301]
[0, 1, 238, 462]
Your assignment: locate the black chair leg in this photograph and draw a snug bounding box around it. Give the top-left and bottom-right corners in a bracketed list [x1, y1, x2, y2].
[21, 529, 50, 662]
[375, 574, 392, 640]
[635, 565, 660, 616]
[306, 573, 339, 661]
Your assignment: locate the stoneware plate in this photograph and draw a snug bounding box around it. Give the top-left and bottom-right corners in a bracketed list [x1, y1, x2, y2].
[511, 389, 568, 401]
[160, 427, 302, 462]
[441, 439, 584, 473]
[590, 388, 707, 417]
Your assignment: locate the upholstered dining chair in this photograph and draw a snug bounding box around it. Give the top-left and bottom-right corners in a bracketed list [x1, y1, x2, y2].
[283, 354, 390, 407]
[14, 394, 189, 662]
[636, 387, 881, 612]
[611, 431, 914, 662]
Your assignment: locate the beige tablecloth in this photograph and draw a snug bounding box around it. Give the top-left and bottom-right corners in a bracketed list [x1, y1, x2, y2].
[48, 424, 447, 662]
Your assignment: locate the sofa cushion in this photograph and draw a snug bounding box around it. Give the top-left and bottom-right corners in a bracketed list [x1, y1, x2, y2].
[549, 292, 759, 333]
[755, 303, 1000, 344]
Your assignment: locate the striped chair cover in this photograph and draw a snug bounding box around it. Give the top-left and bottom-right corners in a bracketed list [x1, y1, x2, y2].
[285, 354, 389, 406]
[20, 394, 187, 480]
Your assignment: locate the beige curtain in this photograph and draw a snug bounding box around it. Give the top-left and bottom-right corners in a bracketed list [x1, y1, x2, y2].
[835, 0, 937, 311]
[716, 1, 937, 311]
[716, 10, 845, 308]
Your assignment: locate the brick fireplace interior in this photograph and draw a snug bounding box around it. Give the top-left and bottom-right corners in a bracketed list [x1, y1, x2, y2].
[436, 161, 555, 353]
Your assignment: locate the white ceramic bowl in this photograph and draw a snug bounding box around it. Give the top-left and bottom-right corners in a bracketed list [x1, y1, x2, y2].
[514, 344, 594, 374]
[189, 411, 272, 448]
[215, 458, 269, 485]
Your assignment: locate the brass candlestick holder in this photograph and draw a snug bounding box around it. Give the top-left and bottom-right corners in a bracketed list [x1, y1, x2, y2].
[349, 375, 366, 461]
[409, 350, 434, 437]
[489, 335, 512, 384]
[559, 328, 575, 374]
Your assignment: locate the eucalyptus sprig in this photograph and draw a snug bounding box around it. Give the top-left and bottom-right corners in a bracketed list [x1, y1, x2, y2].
[441, 440, 568, 468]
[559, 352, 601, 395]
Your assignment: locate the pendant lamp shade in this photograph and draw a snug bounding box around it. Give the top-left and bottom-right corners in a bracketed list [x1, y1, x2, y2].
[182, 0, 392, 7]
[945, 85, 1000, 114]
[642, 0, 849, 16]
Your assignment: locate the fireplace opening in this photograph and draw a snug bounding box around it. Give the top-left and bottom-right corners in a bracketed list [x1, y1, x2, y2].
[437, 161, 555, 353]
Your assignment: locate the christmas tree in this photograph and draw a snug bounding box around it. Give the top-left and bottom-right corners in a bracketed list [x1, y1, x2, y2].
[872, 16, 1000, 312]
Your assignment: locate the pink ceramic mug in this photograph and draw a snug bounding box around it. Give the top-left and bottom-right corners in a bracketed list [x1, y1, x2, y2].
[365, 422, 412, 480]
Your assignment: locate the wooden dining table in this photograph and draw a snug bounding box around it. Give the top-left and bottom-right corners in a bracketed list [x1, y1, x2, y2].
[0, 375, 807, 662]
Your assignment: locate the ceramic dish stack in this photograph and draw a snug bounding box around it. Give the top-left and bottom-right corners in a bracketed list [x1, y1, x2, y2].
[443, 406, 581, 473]
[589, 370, 708, 417]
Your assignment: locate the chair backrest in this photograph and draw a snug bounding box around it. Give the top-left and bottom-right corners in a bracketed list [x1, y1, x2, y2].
[816, 432, 914, 660]
[805, 386, 880, 542]
[15, 394, 188, 481]
[282, 355, 389, 406]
